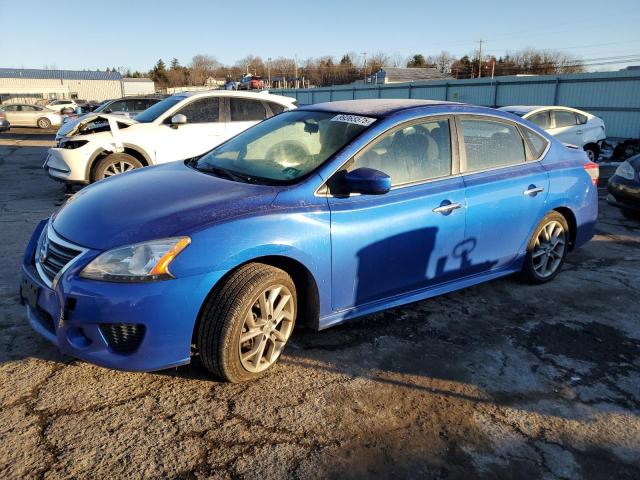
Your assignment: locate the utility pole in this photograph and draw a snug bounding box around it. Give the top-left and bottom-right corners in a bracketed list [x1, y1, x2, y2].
[361, 52, 368, 82]
[267, 57, 272, 88]
[477, 39, 485, 78]
[294, 55, 298, 89]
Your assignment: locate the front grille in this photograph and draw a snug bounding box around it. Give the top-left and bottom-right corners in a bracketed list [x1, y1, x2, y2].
[36, 225, 84, 285]
[99, 323, 146, 354]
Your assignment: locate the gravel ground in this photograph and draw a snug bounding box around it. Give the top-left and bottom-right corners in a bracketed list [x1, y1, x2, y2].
[1, 129, 639, 479]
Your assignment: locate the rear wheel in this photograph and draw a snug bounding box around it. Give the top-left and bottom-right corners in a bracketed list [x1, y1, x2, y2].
[37, 118, 51, 129]
[521, 211, 570, 284]
[92, 153, 143, 182]
[197, 263, 297, 383]
[584, 144, 599, 162]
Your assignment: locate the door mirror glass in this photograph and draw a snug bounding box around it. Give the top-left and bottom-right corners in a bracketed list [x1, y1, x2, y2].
[171, 114, 187, 127]
[344, 167, 391, 195]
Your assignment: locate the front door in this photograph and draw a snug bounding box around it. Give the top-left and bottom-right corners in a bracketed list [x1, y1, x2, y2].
[458, 116, 550, 273]
[328, 117, 467, 310]
[224, 97, 270, 138]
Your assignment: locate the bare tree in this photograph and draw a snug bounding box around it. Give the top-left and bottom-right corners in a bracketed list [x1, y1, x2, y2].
[190, 54, 221, 86]
[427, 51, 454, 73]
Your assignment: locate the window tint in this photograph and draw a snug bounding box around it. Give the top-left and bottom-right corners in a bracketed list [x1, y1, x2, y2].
[126, 99, 148, 112]
[266, 101, 286, 115]
[177, 97, 220, 123]
[461, 119, 526, 171]
[144, 99, 160, 109]
[3, 105, 18, 111]
[22, 105, 38, 111]
[522, 128, 548, 158]
[353, 119, 452, 186]
[106, 100, 126, 112]
[576, 113, 588, 125]
[527, 111, 550, 129]
[553, 110, 577, 128]
[230, 98, 267, 122]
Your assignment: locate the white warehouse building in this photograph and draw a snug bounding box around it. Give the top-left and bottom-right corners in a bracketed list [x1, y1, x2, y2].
[0, 68, 155, 104]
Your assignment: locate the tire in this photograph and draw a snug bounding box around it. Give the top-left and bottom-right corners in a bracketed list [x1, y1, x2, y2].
[521, 211, 570, 284]
[584, 144, 599, 162]
[92, 153, 143, 182]
[37, 118, 51, 129]
[197, 263, 297, 383]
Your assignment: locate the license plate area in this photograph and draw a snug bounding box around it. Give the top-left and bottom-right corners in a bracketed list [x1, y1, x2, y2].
[21, 275, 40, 311]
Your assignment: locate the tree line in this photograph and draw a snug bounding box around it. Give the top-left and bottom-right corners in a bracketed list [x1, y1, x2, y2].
[107, 48, 584, 88]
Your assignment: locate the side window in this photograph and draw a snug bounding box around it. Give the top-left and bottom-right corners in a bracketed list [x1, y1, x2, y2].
[22, 105, 37, 111]
[553, 110, 577, 128]
[176, 98, 220, 123]
[461, 119, 526, 172]
[144, 99, 160, 109]
[230, 98, 267, 122]
[126, 99, 146, 112]
[576, 113, 588, 125]
[353, 119, 452, 186]
[527, 111, 550, 129]
[4, 105, 18, 111]
[522, 128, 549, 159]
[106, 100, 126, 112]
[266, 101, 286, 116]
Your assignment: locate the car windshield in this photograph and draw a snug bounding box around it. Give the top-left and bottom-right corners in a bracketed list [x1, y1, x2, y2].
[194, 110, 374, 184]
[134, 95, 184, 123]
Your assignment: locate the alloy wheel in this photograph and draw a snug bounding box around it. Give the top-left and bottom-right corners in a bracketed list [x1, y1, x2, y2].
[103, 161, 135, 177]
[239, 284, 295, 373]
[532, 220, 566, 278]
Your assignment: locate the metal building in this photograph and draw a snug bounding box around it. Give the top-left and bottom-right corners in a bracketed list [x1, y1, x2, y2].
[122, 77, 156, 96]
[0, 68, 124, 104]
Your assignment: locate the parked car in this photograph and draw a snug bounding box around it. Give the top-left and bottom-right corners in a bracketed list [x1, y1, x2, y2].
[499, 106, 606, 162]
[0, 110, 10, 132]
[21, 100, 599, 382]
[238, 75, 264, 90]
[46, 99, 78, 113]
[0, 104, 62, 129]
[45, 91, 296, 184]
[607, 154, 640, 218]
[61, 96, 165, 125]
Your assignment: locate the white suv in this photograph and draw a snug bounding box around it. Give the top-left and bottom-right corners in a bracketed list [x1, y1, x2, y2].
[46, 99, 78, 113]
[499, 105, 606, 161]
[45, 91, 296, 184]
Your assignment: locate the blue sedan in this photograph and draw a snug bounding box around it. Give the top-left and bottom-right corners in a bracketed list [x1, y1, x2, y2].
[20, 100, 599, 382]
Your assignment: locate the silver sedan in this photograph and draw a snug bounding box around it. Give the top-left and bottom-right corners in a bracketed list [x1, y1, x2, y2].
[0, 104, 62, 129]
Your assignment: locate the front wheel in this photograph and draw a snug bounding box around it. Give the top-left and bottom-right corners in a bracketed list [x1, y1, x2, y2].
[584, 144, 599, 162]
[521, 211, 570, 284]
[37, 118, 51, 129]
[197, 263, 297, 382]
[92, 153, 143, 182]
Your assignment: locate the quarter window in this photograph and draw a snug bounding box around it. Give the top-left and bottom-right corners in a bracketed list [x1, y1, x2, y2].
[528, 111, 551, 129]
[230, 98, 267, 122]
[460, 119, 526, 171]
[353, 119, 452, 186]
[522, 128, 548, 158]
[177, 98, 220, 123]
[266, 101, 286, 115]
[552, 110, 577, 128]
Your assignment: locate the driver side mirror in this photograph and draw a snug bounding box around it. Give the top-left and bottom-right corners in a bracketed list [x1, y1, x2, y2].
[170, 114, 187, 129]
[344, 167, 391, 195]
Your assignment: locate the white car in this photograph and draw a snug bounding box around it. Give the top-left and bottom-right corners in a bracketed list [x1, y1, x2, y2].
[0, 104, 62, 129]
[46, 99, 78, 113]
[499, 105, 606, 161]
[45, 91, 296, 184]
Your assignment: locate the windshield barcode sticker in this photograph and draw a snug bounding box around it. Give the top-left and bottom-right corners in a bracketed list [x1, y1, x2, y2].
[331, 114, 376, 126]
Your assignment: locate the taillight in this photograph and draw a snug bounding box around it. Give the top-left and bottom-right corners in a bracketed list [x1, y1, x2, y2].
[584, 161, 599, 186]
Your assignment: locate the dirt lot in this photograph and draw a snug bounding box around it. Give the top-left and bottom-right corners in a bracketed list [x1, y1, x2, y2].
[0, 129, 639, 479]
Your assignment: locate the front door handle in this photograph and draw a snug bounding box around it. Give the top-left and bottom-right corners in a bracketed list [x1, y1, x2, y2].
[433, 202, 462, 214]
[576, 130, 583, 135]
[523, 185, 544, 196]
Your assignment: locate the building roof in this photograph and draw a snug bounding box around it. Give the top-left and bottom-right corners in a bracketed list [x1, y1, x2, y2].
[0, 68, 122, 81]
[299, 99, 460, 117]
[122, 77, 154, 83]
[372, 67, 451, 83]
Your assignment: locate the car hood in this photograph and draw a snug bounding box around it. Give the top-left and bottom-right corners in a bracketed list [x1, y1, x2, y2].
[56, 113, 138, 138]
[52, 161, 280, 250]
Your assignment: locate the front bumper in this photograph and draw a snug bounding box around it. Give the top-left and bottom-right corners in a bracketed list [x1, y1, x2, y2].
[43, 146, 92, 184]
[607, 175, 640, 211]
[20, 221, 224, 372]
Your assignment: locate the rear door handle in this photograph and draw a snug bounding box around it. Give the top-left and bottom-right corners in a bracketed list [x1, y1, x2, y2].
[523, 186, 544, 196]
[432, 202, 462, 214]
[576, 130, 583, 135]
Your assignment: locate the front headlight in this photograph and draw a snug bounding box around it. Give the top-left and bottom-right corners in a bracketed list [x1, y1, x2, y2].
[614, 161, 636, 181]
[80, 237, 191, 282]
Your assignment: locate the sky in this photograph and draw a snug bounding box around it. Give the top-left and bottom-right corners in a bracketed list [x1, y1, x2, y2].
[2, 0, 640, 72]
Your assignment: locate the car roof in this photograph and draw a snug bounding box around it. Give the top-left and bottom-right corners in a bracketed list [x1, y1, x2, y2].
[176, 90, 296, 105]
[298, 99, 461, 117]
[499, 105, 590, 116]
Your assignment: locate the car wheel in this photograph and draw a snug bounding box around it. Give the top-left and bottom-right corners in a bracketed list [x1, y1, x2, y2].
[521, 211, 570, 284]
[197, 263, 297, 382]
[92, 153, 143, 182]
[584, 144, 599, 162]
[37, 118, 51, 129]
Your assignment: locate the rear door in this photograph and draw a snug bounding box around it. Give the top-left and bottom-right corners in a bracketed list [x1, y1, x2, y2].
[3, 105, 23, 125]
[225, 97, 270, 139]
[458, 116, 550, 274]
[548, 109, 582, 146]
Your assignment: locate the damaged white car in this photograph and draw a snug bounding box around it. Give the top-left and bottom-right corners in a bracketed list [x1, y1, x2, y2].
[44, 91, 297, 184]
